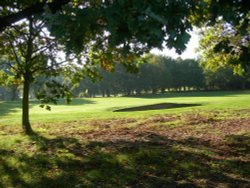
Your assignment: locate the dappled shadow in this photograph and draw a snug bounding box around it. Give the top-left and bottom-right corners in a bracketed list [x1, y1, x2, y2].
[0, 149, 31, 188]
[224, 134, 250, 157]
[114, 103, 201, 112]
[0, 130, 249, 187]
[0, 100, 21, 117]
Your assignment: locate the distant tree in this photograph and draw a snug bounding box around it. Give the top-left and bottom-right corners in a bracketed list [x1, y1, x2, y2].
[181, 59, 204, 90]
[1, 0, 250, 134]
[141, 55, 172, 94]
[73, 75, 98, 97]
[115, 65, 138, 96]
[0, 60, 20, 100]
[203, 66, 250, 90]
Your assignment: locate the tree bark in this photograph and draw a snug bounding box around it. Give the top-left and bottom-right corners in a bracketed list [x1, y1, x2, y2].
[22, 77, 33, 134]
[20, 16, 34, 134]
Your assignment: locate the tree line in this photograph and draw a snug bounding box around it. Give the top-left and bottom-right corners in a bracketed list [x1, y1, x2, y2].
[1, 0, 249, 133]
[71, 55, 250, 98]
[1, 54, 249, 100]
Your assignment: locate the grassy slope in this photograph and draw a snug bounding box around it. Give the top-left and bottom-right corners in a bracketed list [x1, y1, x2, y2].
[0, 91, 249, 187]
[1, 90, 250, 125]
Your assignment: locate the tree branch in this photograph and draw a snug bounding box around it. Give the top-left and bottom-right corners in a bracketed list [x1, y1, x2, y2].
[0, 0, 70, 33]
[1, 61, 17, 72]
[7, 38, 21, 65]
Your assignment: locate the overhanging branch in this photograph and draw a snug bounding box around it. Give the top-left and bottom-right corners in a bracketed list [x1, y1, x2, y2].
[0, 0, 70, 33]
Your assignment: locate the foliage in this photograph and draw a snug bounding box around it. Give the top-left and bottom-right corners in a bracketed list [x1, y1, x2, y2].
[1, 0, 249, 68]
[0, 0, 250, 132]
[0, 0, 200, 132]
[71, 54, 249, 97]
[0, 14, 75, 132]
[0, 17, 72, 101]
[200, 1, 250, 73]
[198, 21, 250, 75]
[203, 66, 250, 90]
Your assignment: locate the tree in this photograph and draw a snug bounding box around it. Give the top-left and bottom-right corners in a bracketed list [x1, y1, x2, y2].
[178, 59, 204, 90]
[0, 61, 20, 100]
[0, 0, 249, 133]
[0, 16, 72, 134]
[0, 0, 70, 32]
[139, 55, 171, 94]
[201, 65, 250, 90]
[1, 0, 199, 133]
[198, 21, 250, 75]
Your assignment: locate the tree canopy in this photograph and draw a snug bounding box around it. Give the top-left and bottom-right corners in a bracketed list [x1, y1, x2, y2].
[198, 20, 250, 75]
[0, 0, 250, 133]
[1, 1, 249, 70]
[1, 1, 249, 67]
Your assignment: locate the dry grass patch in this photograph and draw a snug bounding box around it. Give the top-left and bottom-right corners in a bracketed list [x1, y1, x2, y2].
[0, 110, 250, 187]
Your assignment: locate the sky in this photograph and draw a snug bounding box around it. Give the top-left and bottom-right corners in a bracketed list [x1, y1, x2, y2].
[150, 30, 200, 59]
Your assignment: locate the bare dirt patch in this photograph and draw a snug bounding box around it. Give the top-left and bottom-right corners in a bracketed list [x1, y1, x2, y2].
[72, 113, 250, 187]
[1, 110, 250, 188]
[72, 113, 250, 147]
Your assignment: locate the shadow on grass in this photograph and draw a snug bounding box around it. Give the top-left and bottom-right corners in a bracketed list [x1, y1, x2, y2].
[0, 98, 95, 117]
[114, 103, 202, 112]
[0, 100, 22, 117]
[0, 131, 249, 187]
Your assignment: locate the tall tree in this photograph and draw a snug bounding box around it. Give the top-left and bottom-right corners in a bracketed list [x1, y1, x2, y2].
[0, 0, 250, 133]
[0, 16, 72, 133]
[1, 1, 198, 133]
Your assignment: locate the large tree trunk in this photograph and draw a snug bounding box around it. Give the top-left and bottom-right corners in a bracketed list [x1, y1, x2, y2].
[21, 16, 34, 134]
[22, 77, 33, 134]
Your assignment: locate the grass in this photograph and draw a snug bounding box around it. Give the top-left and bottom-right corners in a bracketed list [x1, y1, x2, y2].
[1, 90, 250, 125]
[0, 90, 250, 187]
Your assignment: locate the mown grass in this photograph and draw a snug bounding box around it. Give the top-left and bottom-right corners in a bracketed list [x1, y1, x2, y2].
[0, 91, 250, 187]
[1, 90, 250, 125]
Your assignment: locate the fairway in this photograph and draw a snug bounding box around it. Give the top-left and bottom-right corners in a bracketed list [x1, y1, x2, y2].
[1, 1, 250, 187]
[0, 90, 250, 187]
[1, 90, 250, 125]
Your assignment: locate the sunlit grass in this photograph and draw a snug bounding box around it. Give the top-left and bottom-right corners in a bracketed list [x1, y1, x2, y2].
[0, 91, 249, 187]
[0, 90, 250, 125]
